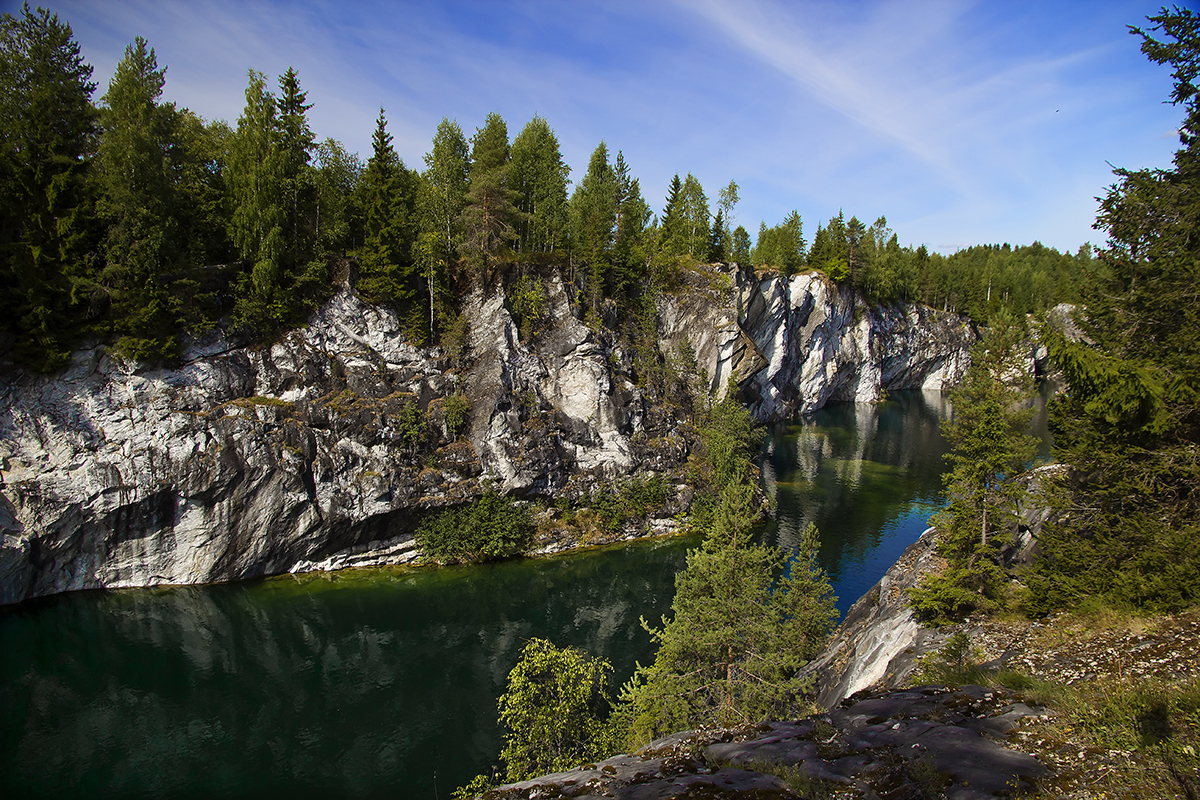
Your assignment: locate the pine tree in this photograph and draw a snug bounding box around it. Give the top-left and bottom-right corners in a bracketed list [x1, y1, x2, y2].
[617, 487, 837, 747]
[617, 394, 836, 746]
[0, 3, 100, 370]
[909, 313, 1037, 624]
[460, 111, 520, 283]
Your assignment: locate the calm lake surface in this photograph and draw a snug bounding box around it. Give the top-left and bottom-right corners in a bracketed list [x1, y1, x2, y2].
[1, 391, 964, 798]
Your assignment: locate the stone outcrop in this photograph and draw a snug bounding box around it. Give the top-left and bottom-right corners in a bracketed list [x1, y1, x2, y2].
[483, 685, 1049, 799]
[0, 264, 977, 605]
[800, 464, 1066, 709]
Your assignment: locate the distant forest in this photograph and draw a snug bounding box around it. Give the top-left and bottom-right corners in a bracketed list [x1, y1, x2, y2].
[0, 5, 1091, 372]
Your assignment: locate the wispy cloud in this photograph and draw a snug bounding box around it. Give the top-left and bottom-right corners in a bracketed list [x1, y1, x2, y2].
[40, 0, 1190, 251]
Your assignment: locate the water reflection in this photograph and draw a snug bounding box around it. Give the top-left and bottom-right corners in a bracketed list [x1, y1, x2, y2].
[1, 390, 972, 799]
[0, 539, 691, 799]
[761, 391, 952, 614]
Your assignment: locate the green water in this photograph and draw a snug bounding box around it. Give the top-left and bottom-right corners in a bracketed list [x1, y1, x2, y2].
[1, 391, 969, 798]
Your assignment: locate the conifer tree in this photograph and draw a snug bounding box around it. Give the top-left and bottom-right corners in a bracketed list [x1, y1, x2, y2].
[357, 108, 417, 304]
[227, 69, 286, 335]
[0, 3, 100, 370]
[730, 225, 751, 267]
[616, 395, 837, 746]
[569, 142, 618, 316]
[277, 67, 316, 270]
[96, 36, 183, 360]
[658, 174, 684, 256]
[1032, 7, 1200, 613]
[611, 150, 651, 304]
[460, 111, 520, 283]
[909, 314, 1037, 624]
[509, 114, 569, 254]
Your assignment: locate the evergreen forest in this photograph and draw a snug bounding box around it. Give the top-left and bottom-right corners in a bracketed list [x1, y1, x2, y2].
[0, 4, 1091, 374]
[4, 3, 1200, 796]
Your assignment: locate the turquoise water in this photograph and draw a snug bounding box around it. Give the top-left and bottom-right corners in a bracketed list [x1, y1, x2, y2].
[0, 392, 956, 798]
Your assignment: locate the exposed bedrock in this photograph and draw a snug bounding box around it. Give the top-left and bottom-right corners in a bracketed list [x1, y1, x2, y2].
[0, 264, 977, 604]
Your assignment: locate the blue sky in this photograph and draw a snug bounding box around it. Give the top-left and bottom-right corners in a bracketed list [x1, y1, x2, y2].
[23, 0, 1193, 253]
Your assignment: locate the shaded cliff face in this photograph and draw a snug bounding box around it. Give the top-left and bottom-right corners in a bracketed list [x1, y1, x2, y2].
[0, 265, 975, 604]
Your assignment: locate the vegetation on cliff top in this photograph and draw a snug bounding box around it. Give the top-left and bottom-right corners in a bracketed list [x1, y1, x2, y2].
[0, 3, 1088, 374]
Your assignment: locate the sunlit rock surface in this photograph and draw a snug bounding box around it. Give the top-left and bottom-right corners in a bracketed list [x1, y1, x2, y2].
[481, 686, 1049, 800]
[0, 264, 975, 604]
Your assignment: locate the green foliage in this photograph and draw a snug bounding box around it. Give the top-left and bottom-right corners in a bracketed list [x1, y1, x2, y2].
[569, 141, 619, 318]
[751, 211, 805, 273]
[441, 393, 470, 439]
[507, 274, 548, 339]
[227, 69, 287, 336]
[509, 115, 569, 254]
[497, 638, 617, 782]
[1031, 9, 1200, 616]
[393, 399, 429, 455]
[616, 501, 837, 747]
[451, 773, 496, 799]
[312, 137, 362, 255]
[909, 314, 1037, 624]
[911, 630, 991, 686]
[419, 117, 469, 280]
[357, 108, 418, 305]
[581, 475, 669, 533]
[0, 3, 100, 371]
[415, 491, 533, 565]
[460, 112, 521, 284]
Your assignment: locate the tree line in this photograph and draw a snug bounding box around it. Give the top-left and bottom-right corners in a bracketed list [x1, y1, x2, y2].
[1, 4, 1089, 373]
[909, 6, 1200, 624]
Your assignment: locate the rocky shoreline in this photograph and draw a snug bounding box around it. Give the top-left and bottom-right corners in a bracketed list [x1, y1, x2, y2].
[0, 264, 976, 606]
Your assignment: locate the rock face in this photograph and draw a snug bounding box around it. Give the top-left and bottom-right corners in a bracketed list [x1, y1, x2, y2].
[800, 465, 1066, 709]
[0, 264, 975, 605]
[483, 685, 1049, 799]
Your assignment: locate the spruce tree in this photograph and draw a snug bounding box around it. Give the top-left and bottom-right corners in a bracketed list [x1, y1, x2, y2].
[277, 67, 316, 271]
[658, 174, 684, 256]
[0, 4, 100, 370]
[357, 109, 417, 304]
[1033, 8, 1200, 614]
[96, 36, 184, 360]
